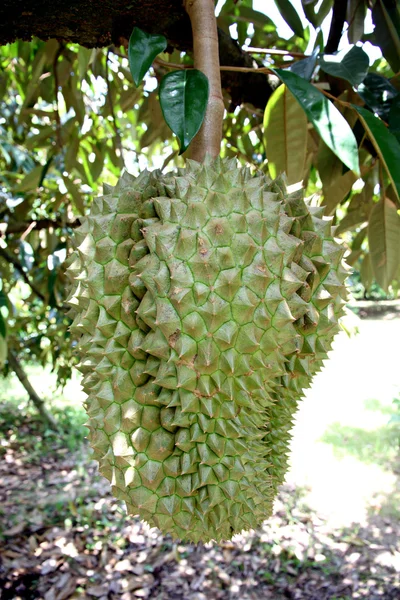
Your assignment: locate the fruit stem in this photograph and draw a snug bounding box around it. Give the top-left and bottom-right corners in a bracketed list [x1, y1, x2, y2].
[184, 0, 224, 161]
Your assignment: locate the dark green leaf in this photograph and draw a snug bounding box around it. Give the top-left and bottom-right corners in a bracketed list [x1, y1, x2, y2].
[313, 29, 324, 53]
[319, 46, 369, 88]
[347, 0, 367, 44]
[302, 0, 332, 28]
[0, 311, 6, 338]
[357, 73, 398, 121]
[0, 288, 8, 309]
[235, 6, 274, 28]
[159, 69, 209, 155]
[353, 106, 400, 201]
[274, 68, 360, 174]
[128, 27, 167, 87]
[315, 0, 333, 27]
[274, 0, 305, 38]
[389, 95, 400, 143]
[372, 0, 400, 73]
[288, 50, 318, 80]
[38, 155, 53, 187]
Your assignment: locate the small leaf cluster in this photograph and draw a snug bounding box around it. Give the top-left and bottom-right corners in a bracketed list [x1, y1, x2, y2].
[128, 28, 209, 154]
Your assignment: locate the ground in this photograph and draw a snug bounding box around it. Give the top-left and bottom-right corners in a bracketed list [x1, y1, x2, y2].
[0, 310, 399, 599]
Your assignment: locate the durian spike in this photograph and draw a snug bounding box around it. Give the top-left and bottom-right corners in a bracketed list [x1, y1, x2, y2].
[184, 0, 224, 161]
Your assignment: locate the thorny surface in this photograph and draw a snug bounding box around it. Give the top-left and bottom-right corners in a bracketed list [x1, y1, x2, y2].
[0, 410, 399, 600]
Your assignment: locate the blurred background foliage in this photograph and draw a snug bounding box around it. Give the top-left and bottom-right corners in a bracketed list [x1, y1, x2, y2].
[0, 0, 399, 408]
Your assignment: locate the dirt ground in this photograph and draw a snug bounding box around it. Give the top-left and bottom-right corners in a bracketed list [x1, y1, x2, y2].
[0, 312, 399, 600]
[0, 439, 399, 600]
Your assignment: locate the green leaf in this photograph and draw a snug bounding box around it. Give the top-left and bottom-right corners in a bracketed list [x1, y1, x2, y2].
[159, 69, 209, 155]
[263, 84, 308, 184]
[128, 27, 167, 87]
[14, 165, 43, 192]
[274, 68, 360, 174]
[77, 47, 92, 81]
[372, 0, 400, 73]
[322, 170, 358, 215]
[274, 0, 305, 38]
[317, 140, 342, 188]
[319, 46, 369, 88]
[63, 177, 85, 214]
[347, 0, 367, 44]
[336, 188, 373, 234]
[353, 105, 400, 201]
[368, 197, 400, 290]
[288, 50, 318, 81]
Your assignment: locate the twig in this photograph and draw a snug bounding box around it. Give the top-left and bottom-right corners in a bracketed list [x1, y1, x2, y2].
[154, 57, 275, 75]
[0, 246, 46, 302]
[319, 88, 351, 106]
[106, 49, 123, 158]
[8, 350, 58, 430]
[5, 218, 80, 235]
[243, 46, 307, 58]
[109, 46, 127, 60]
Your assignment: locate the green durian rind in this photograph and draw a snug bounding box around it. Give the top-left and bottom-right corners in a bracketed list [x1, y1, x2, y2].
[67, 157, 347, 543]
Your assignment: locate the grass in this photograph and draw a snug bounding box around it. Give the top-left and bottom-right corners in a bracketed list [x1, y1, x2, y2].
[321, 397, 400, 471]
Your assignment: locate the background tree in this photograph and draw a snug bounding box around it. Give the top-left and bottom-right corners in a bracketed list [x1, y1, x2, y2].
[1, 0, 399, 421]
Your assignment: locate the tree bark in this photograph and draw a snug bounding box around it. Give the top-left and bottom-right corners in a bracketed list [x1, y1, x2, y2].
[7, 350, 58, 430]
[184, 0, 224, 161]
[0, 0, 273, 111]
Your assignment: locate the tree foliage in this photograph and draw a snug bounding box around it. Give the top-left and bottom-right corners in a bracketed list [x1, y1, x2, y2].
[0, 0, 399, 391]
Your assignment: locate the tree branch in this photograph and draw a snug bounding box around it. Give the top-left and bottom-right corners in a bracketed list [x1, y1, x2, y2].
[325, 0, 347, 54]
[7, 350, 58, 430]
[5, 218, 80, 234]
[0, 0, 275, 111]
[184, 0, 224, 160]
[0, 246, 46, 302]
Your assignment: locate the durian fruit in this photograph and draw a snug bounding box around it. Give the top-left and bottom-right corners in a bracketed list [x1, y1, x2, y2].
[67, 157, 347, 543]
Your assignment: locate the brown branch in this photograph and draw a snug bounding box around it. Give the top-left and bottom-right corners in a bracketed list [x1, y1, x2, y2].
[184, 0, 224, 160]
[154, 57, 275, 75]
[5, 218, 80, 234]
[325, 0, 347, 54]
[0, 246, 46, 302]
[244, 46, 307, 58]
[8, 350, 58, 430]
